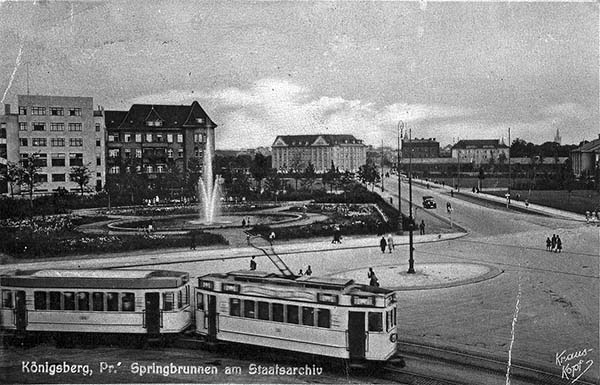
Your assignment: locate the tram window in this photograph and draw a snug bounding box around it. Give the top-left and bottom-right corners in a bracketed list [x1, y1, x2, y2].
[302, 306, 315, 326]
[183, 286, 190, 305]
[286, 305, 299, 324]
[63, 292, 75, 310]
[272, 303, 284, 322]
[122, 293, 135, 311]
[77, 292, 89, 311]
[317, 308, 331, 328]
[49, 292, 61, 310]
[163, 292, 174, 311]
[92, 292, 104, 311]
[257, 301, 269, 320]
[368, 312, 383, 332]
[230, 298, 241, 317]
[196, 293, 204, 310]
[2, 290, 13, 308]
[243, 300, 255, 318]
[177, 290, 183, 308]
[386, 310, 391, 331]
[107, 292, 119, 311]
[34, 291, 47, 310]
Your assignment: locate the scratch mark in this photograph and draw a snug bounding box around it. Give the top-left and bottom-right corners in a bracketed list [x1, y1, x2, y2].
[70, 3, 74, 34]
[1, 44, 23, 104]
[505, 268, 522, 385]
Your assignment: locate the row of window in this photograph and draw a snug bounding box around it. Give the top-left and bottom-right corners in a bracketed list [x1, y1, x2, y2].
[21, 138, 84, 147]
[108, 133, 185, 144]
[108, 148, 184, 159]
[21, 153, 84, 168]
[109, 164, 173, 174]
[20, 122, 83, 132]
[19, 106, 82, 116]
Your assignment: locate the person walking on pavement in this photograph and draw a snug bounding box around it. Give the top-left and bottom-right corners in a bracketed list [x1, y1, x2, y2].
[556, 235, 562, 253]
[306, 265, 312, 276]
[368, 267, 379, 287]
[546, 237, 551, 251]
[419, 220, 426, 235]
[551, 234, 557, 252]
[269, 231, 276, 245]
[379, 236, 387, 253]
[250, 256, 257, 270]
[298, 269, 304, 276]
[387, 234, 394, 253]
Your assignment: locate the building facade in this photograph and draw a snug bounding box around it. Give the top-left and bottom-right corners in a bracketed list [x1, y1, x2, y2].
[271, 134, 366, 173]
[451, 139, 509, 165]
[0, 105, 18, 195]
[571, 137, 600, 178]
[402, 138, 440, 158]
[6, 95, 104, 195]
[105, 101, 216, 178]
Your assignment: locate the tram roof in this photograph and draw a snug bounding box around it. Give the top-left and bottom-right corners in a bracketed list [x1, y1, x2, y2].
[1, 269, 189, 289]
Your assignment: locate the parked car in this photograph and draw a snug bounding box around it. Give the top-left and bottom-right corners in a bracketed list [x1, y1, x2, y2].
[422, 196, 437, 209]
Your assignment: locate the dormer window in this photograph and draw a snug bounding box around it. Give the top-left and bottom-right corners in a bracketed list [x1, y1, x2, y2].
[146, 120, 163, 127]
[195, 117, 204, 124]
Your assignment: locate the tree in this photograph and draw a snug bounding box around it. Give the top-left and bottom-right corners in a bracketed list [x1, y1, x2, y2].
[358, 162, 380, 191]
[498, 152, 507, 166]
[302, 162, 317, 191]
[477, 166, 485, 191]
[69, 164, 92, 196]
[250, 153, 270, 196]
[20, 156, 42, 207]
[322, 162, 339, 193]
[288, 152, 304, 190]
[6, 162, 23, 198]
[264, 169, 283, 198]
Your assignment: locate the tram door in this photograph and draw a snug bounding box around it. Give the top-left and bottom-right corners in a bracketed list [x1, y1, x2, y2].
[145, 293, 160, 334]
[15, 291, 27, 332]
[207, 295, 217, 341]
[348, 311, 365, 360]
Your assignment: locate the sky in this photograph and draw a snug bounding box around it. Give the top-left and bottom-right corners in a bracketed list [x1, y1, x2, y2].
[0, 1, 597, 150]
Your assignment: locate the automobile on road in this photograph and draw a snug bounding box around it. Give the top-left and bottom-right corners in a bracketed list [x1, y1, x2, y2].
[422, 196, 437, 209]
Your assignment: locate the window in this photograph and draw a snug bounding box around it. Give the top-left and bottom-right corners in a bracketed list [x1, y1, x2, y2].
[51, 138, 65, 147]
[35, 174, 48, 183]
[49, 292, 61, 310]
[109, 166, 120, 174]
[368, 312, 383, 332]
[18, 106, 27, 115]
[146, 120, 162, 127]
[106, 292, 118, 311]
[258, 301, 269, 320]
[50, 123, 64, 131]
[2, 290, 12, 308]
[33, 153, 47, 167]
[230, 298, 241, 316]
[123, 133, 131, 142]
[50, 107, 64, 116]
[196, 293, 204, 310]
[162, 292, 173, 310]
[156, 165, 164, 173]
[51, 153, 66, 167]
[145, 133, 153, 142]
[286, 305, 299, 324]
[77, 292, 89, 311]
[33, 122, 45, 131]
[167, 134, 173, 143]
[32, 106, 46, 115]
[386, 309, 397, 332]
[68, 123, 82, 132]
[146, 165, 153, 173]
[52, 174, 66, 182]
[156, 134, 163, 142]
[108, 134, 117, 142]
[135, 134, 142, 143]
[69, 138, 83, 147]
[19, 122, 27, 131]
[95, 123, 100, 132]
[32, 138, 47, 146]
[92, 292, 104, 311]
[135, 149, 142, 158]
[177, 290, 183, 308]
[63, 292, 75, 310]
[272, 303, 284, 322]
[96, 139, 101, 147]
[69, 153, 83, 166]
[108, 149, 120, 158]
[317, 308, 331, 328]
[178, 149, 184, 158]
[69, 108, 81, 116]
[167, 149, 174, 158]
[243, 300, 255, 318]
[34, 292, 47, 310]
[176, 134, 183, 143]
[302, 306, 315, 326]
[194, 133, 203, 143]
[122, 293, 135, 311]
[20, 138, 28, 146]
[96, 157, 101, 166]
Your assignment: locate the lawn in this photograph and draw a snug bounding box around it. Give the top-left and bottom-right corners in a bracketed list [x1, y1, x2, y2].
[487, 189, 600, 214]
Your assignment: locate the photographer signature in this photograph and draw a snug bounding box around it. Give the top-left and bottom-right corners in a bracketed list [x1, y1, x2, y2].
[555, 348, 594, 383]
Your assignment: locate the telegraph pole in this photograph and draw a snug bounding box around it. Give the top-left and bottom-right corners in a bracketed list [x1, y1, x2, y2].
[407, 127, 415, 274]
[397, 120, 404, 234]
[381, 139, 384, 192]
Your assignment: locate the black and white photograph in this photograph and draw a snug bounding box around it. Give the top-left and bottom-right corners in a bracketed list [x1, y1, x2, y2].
[0, 1, 598, 384]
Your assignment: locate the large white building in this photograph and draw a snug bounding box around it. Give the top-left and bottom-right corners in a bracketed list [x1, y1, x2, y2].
[271, 134, 367, 173]
[451, 139, 510, 166]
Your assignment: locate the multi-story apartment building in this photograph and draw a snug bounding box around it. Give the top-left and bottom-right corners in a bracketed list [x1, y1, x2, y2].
[571, 136, 600, 178]
[0, 105, 18, 195]
[451, 139, 509, 166]
[402, 137, 440, 158]
[7, 95, 104, 195]
[271, 134, 367, 173]
[104, 101, 216, 177]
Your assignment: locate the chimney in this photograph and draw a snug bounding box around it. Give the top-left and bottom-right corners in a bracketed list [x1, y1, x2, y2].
[4, 104, 10, 115]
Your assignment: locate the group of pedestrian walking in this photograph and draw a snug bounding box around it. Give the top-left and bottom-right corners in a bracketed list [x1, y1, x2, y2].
[331, 226, 342, 244]
[298, 265, 312, 276]
[585, 210, 600, 224]
[545, 234, 563, 253]
[379, 234, 395, 253]
[241, 216, 251, 227]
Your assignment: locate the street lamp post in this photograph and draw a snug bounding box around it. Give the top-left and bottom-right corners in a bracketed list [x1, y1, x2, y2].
[407, 127, 415, 274]
[397, 120, 404, 235]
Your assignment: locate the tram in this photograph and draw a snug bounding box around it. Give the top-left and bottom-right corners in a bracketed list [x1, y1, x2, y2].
[194, 270, 398, 363]
[0, 269, 192, 338]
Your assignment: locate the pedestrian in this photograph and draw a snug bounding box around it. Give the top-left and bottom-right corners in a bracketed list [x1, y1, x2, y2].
[556, 235, 562, 253]
[246, 234, 251, 246]
[545, 237, 551, 251]
[190, 231, 196, 250]
[380, 236, 387, 253]
[298, 269, 304, 276]
[585, 211, 590, 224]
[450, 189, 454, 197]
[269, 231, 276, 245]
[551, 234, 557, 252]
[387, 234, 394, 253]
[306, 265, 312, 276]
[247, 216, 251, 226]
[242, 218, 246, 227]
[249, 256, 257, 270]
[419, 220, 425, 235]
[368, 267, 379, 287]
[447, 202, 452, 213]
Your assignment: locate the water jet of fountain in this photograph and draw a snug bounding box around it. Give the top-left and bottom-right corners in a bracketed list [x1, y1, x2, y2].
[198, 131, 220, 224]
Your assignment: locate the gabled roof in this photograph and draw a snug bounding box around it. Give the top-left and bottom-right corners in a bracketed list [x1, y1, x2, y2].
[572, 138, 600, 153]
[452, 139, 508, 149]
[104, 110, 128, 129]
[272, 134, 364, 147]
[110, 101, 217, 130]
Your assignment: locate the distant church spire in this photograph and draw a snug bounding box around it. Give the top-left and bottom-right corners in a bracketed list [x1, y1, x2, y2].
[554, 128, 561, 145]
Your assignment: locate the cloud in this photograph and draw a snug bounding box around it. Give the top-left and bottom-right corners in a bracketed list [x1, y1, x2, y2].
[540, 103, 592, 121]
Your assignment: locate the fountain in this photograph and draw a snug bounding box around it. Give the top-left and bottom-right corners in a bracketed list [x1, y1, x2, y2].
[198, 131, 220, 224]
